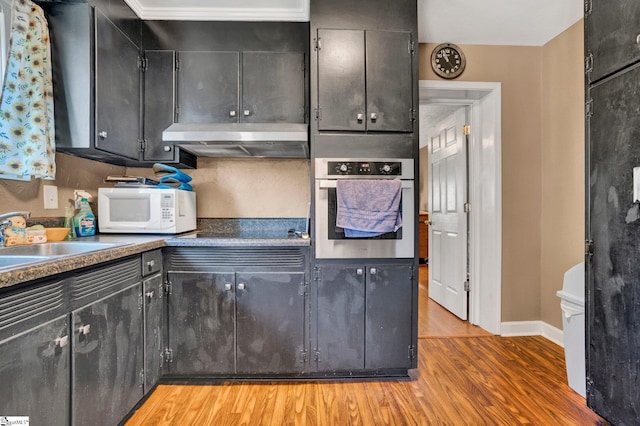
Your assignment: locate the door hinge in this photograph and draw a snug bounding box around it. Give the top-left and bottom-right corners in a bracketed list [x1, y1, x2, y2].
[584, 52, 593, 76]
[464, 280, 470, 292]
[164, 280, 172, 296]
[463, 124, 471, 136]
[137, 139, 147, 152]
[315, 107, 322, 121]
[299, 281, 309, 296]
[175, 57, 180, 71]
[410, 108, 416, 122]
[408, 345, 416, 360]
[408, 41, 415, 55]
[164, 348, 173, 363]
[138, 293, 143, 312]
[313, 350, 320, 362]
[314, 37, 321, 51]
[137, 56, 147, 72]
[584, 0, 592, 16]
[139, 369, 145, 388]
[300, 350, 308, 364]
[585, 98, 594, 118]
[585, 239, 594, 258]
[464, 203, 471, 213]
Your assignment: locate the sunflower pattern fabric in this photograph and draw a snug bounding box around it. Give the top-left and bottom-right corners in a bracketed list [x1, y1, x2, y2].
[0, 0, 55, 180]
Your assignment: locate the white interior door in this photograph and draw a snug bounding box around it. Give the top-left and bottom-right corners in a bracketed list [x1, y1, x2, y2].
[428, 107, 468, 320]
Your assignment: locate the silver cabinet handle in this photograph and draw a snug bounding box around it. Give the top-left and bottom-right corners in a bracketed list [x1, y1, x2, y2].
[77, 324, 91, 335]
[146, 290, 155, 301]
[55, 335, 69, 348]
[98, 131, 108, 139]
[237, 283, 246, 291]
[229, 110, 237, 117]
[356, 113, 364, 123]
[243, 109, 251, 116]
[370, 112, 378, 122]
[370, 267, 377, 275]
[356, 268, 363, 275]
[224, 283, 232, 291]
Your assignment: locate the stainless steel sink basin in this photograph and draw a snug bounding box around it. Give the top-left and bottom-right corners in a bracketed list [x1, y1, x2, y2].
[0, 255, 49, 269]
[0, 242, 122, 257]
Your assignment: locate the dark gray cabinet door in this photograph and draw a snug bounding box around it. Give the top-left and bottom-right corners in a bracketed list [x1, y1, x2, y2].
[95, 9, 141, 160]
[365, 264, 413, 369]
[0, 316, 69, 425]
[143, 273, 163, 391]
[317, 29, 366, 131]
[242, 52, 306, 123]
[177, 51, 240, 123]
[366, 31, 413, 132]
[317, 264, 365, 370]
[167, 272, 236, 374]
[587, 65, 640, 424]
[72, 284, 143, 426]
[236, 272, 305, 373]
[143, 50, 176, 162]
[585, 0, 640, 82]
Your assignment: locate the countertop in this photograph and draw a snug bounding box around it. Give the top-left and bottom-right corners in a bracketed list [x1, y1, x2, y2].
[0, 228, 310, 290]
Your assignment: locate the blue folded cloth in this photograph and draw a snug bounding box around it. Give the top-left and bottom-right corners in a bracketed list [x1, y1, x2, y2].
[152, 163, 192, 183]
[336, 179, 402, 238]
[157, 182, 193, 191]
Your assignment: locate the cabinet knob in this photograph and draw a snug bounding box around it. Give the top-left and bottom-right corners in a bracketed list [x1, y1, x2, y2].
[77, 324, 91, 335]
[370, 267, 377, 275]
[356, 113, 364, 123]
[98, 131, 108, 139]
[237, 282, 246, 291]
[163, 145, 172, 152]
[146, 260, 155, 271]
[55, 335, 69, 348]
[370, 112, 378, 122]
[229, 110, 237, 117]
[356, 268, 363, 275]
[224, 283, 232, 291]
[146, 290, 155, 301]
[243, 109, 251, 116]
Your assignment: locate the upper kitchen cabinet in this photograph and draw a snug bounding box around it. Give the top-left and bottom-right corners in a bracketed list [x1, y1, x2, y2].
[42, 1, 142, 166]
[175, 50, 305, 125]
[316, 29, 413, 132]
[585, 0, 640, 82]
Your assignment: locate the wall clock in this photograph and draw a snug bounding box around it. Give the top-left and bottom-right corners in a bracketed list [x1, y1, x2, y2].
[431, 43, 466, 79]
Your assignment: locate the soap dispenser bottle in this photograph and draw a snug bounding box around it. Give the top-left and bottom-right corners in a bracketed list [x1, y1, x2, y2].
[73, 197, 96, 237]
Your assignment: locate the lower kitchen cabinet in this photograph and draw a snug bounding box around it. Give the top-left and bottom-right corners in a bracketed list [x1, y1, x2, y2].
[70, 256, 144, 426]
[164, 246, 309, 376]
[315, 262, 414, 371]
[0, 278, 70, 424]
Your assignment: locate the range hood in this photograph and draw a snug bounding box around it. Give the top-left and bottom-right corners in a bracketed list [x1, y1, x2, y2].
[162, 123, 309, 158]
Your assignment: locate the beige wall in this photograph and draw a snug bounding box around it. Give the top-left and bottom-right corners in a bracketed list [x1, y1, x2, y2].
[128, 158, 310, 218]
[541, 21, 585, 329]
[0, 153, 125, 218]
[420, 43, 544, 322]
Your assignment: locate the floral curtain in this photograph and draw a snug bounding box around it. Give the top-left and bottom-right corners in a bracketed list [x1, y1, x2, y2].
[0, 0, 54, 180]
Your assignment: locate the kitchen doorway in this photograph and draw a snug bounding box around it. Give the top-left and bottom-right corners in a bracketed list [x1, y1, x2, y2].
[419, 80, 502, 335]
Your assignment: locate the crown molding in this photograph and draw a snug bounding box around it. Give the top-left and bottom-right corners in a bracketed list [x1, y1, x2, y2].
[124, 0, 309, 21]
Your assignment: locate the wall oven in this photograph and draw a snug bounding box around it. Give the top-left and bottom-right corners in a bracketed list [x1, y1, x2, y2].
[314, 158, 414, 259]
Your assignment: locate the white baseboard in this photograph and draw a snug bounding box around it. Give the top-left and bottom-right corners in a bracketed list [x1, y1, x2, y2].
[501, 321, 564, 347]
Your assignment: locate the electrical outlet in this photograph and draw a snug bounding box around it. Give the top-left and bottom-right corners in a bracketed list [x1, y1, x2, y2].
[43, 185, 58, 209]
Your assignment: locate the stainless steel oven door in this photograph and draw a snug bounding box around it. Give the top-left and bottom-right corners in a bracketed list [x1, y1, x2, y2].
[315, 178, 414, 259]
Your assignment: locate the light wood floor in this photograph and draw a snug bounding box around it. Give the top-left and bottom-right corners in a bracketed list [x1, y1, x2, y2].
[127, 266, 607, 425]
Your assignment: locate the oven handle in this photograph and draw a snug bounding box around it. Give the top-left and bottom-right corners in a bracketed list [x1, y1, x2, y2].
[317, 180, 414, 189]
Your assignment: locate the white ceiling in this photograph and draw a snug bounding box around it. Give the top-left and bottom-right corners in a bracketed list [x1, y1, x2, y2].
[125, 0, 583, 47]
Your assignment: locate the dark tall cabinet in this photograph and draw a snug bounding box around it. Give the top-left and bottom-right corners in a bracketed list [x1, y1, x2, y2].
[585, 2, 640, 424]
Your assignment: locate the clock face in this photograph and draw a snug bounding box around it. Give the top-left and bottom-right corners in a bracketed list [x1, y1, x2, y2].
[431, 43, 466, 79]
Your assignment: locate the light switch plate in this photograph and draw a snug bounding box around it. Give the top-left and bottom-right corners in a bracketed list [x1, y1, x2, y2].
[44, 185, 58, 209]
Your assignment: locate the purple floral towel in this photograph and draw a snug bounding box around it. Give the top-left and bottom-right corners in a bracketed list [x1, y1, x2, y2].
[336, 179, 402, 238]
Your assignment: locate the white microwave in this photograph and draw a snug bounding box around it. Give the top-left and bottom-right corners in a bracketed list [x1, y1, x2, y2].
[98, 187, 197, 234]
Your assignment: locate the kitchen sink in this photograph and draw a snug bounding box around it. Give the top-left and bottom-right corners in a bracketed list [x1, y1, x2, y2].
[0, 255, 50, 269]
[0, 242, 123, 257]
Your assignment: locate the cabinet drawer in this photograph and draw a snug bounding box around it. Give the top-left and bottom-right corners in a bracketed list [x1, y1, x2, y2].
[142, 250, 162, 277]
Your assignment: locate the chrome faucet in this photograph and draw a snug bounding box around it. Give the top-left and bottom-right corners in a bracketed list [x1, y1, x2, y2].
[0, 211, 31, 247]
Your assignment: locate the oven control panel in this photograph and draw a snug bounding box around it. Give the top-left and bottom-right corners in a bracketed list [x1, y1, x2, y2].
[328, 161, 402, 176]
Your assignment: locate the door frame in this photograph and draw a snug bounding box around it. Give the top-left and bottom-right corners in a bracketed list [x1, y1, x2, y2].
[419, 80, 502, 335]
